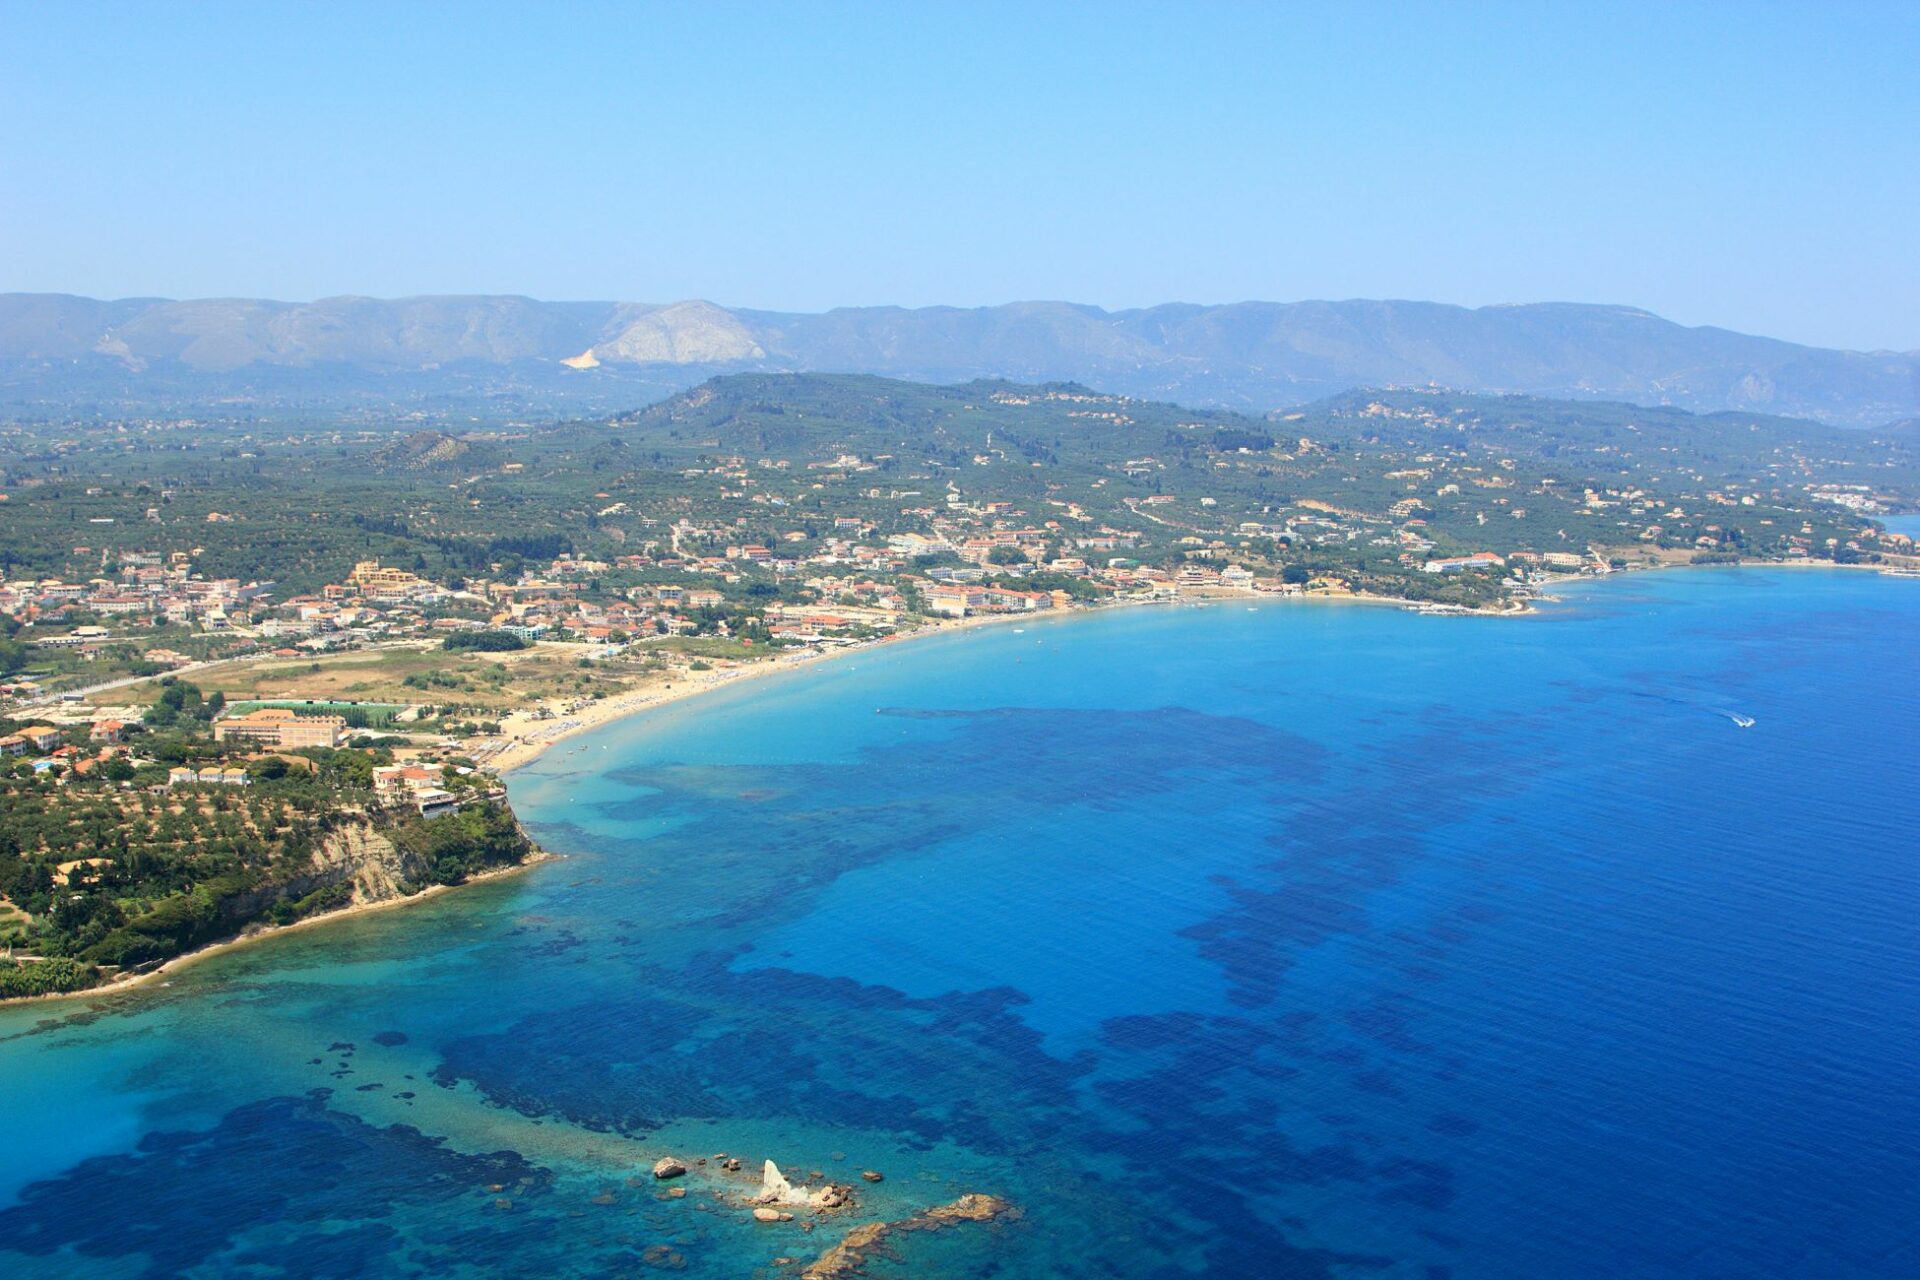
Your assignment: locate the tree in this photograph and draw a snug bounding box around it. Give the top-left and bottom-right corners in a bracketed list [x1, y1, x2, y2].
[248, 757, 290, 782]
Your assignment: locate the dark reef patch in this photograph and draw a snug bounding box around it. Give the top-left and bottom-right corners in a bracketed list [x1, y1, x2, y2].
[434, 954, 1090, 1152]
[0, 1096, 553, 1279]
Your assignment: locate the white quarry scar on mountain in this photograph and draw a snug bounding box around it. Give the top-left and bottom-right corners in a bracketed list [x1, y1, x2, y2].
[568, 299, 766, 367]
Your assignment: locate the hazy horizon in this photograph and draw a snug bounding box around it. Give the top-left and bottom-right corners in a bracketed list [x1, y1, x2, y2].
[9, 290, 1916, 358]
[3, 3, 1917, 352]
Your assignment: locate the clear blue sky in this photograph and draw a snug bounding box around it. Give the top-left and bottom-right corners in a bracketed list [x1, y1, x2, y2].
[2, 1, 1916, 350]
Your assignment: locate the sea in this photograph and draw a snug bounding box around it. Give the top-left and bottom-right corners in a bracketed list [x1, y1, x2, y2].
[2, 565, 1917, 1279]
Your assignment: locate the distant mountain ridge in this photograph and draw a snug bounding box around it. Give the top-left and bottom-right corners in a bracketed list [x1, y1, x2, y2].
[2, 292, 1915, 427]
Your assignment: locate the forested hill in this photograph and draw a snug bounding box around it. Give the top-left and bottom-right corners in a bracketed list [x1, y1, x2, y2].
[1, 372, 1914, 596]
[3, 293, 1915, 428]
[627, 374, 1915, 483]
[1275, 387, 1914, 463]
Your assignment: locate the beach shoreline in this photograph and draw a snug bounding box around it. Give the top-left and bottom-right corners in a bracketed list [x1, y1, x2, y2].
[12, 558, 1895, 1014]
[475, 592, 1450, 778]
[477, 606, 1074, 776]
[0, 850, 560, 1012]
[481, 556, 1920, 779]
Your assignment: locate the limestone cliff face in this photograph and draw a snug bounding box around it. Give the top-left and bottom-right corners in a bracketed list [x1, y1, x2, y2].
[213, 818, 436, 925]
[307, 821, 437, 906]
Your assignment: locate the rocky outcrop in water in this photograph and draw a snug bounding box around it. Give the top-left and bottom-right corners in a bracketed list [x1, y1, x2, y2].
[799, 1193, 1017, 1278]
[754, 1160, 853, 1212]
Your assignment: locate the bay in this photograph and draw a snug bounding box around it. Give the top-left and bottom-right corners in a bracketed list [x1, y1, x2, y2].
[2, 567, 1917, 1278]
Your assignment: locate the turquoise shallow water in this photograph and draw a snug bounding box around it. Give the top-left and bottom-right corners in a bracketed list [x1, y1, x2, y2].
[2, 568, 1918, 1278]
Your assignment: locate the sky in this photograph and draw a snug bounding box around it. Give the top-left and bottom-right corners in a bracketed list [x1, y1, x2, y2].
[1, 2, 1916, 351]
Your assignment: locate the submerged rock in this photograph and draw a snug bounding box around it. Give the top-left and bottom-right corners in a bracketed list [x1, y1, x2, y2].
[799, 1193, 1017, 1278]
[925, 1193, 1013, 1223]
[640, 1243, 687, 1269]
[860, 1170, 884, 1183]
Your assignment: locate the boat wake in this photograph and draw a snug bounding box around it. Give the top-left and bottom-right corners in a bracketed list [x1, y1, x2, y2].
[1620, 687, 1757, 729]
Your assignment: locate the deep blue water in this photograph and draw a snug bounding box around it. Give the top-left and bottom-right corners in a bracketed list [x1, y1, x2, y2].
[3, 568, 1918, 1278]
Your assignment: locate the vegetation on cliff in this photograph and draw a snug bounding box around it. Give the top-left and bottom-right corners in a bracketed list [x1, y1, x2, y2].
[0, 695, 537, 999]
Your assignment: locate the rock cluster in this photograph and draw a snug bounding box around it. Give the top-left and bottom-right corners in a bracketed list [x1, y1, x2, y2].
[799, 1193, 1017, 1278]
[752, 1159, 854, 1211]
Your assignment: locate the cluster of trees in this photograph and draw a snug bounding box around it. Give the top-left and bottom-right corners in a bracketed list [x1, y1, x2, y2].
[144, 678, 224, 728]
[388, 801, 535, 887]
[0, 616, 30, 676]
[442, 630, 529, 653]
[0, 957, 91, 999]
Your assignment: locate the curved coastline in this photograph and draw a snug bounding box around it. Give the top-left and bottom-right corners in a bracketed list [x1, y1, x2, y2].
[13, 560, 1901, 1012]
[481, 588, 1485, 778]
[497, 552, 1920, 783]
[0, 594, 1416, 1010]
[5, 563, 1917, 1277]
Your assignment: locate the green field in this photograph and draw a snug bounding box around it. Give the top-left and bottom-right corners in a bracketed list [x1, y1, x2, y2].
[227, 700, 409, 729]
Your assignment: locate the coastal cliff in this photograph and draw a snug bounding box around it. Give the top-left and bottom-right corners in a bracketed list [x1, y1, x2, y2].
[307, 820, 426, 905]
[0, 795, 542, 1002]
[200, 815, 445, 924]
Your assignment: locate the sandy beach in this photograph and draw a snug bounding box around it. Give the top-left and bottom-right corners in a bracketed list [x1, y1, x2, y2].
[468, 585, 1557, 778]
[470, 607, 1078, 776]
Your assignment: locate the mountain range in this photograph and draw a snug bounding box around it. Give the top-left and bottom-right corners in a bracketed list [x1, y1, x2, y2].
[2, 293, 1915, 427]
